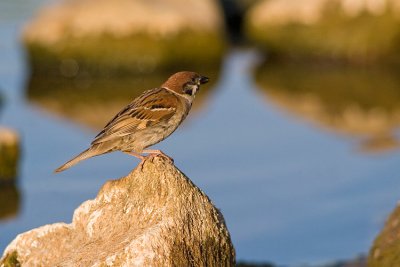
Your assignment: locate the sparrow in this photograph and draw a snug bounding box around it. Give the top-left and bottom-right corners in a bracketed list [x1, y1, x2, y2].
[55, 71, 209, 172]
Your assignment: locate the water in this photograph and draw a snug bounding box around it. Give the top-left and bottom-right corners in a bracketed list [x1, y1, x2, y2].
[1, 1, 400, 266]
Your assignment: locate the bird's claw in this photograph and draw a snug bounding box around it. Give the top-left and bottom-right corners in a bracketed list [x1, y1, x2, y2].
[146, 151, 174, 163]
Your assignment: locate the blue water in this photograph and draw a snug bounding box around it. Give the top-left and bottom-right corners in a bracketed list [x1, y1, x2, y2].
[1, 1, 400, 266]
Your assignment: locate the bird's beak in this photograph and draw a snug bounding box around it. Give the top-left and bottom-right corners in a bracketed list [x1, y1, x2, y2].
[199, 76, 209, 84]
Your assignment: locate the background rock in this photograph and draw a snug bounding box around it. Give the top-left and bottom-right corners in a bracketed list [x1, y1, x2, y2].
[245, 0, 400, 64]
[1, 156, 235, 266]
[23, 0, 226, 76]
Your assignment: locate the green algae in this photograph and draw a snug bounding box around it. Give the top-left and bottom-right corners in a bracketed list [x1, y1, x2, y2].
[368, 205, 400, 267]
[0, 251, 21, 267]
[26, 32, 226, 77]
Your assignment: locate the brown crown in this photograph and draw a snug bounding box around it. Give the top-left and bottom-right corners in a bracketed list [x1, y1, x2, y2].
[162, 71, 201, 93]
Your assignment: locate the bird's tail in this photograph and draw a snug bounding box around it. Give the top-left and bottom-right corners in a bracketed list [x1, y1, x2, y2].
[55, 147, 98, 173]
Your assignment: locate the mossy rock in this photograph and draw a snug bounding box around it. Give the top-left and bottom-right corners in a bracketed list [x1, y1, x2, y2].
[26, 32, 225, 77]
[245, 0, 400, 64]
[23, 0, 226, 76]
[369, 204, 400, 267]
[0, 251, 20, 267]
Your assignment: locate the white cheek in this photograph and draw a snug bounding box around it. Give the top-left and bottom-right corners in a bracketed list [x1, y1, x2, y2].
[193, 85, 200, 95]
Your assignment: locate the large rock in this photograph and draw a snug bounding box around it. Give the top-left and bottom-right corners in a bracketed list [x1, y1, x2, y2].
[0, 156, 235, 266]
[23, 0, 226, 76]
[245, 0, 400, 64]
[369, 203, 400, 267]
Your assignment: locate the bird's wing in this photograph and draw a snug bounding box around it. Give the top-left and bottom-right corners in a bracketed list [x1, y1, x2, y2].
[91, 88, 179, 145]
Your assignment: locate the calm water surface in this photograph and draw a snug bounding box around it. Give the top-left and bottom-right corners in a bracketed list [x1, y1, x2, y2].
[1, 1, 400, 266]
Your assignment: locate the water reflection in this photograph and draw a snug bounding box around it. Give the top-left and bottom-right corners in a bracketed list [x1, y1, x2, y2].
[0, 91, 3, 112]
[0, 184, 20, 221]
[255, 62, 400, 153]
[26, 68, 220, 129]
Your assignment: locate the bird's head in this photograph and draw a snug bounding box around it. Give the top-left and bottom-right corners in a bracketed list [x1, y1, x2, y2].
[162, 71, 209, 100]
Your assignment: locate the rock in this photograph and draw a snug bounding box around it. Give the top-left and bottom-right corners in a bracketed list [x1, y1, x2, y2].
[368, 203, 400, 267]
[0, 128, 20, 182]
[0, 156, 235, 266]
[23, 0, 226, 76]
[1, 251, 20, 267]
[245, 0, 400, 64]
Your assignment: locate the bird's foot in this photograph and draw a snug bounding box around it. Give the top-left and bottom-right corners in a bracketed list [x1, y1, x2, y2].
[124, 151, 146, 161]
[124, 150, 173, 171]
[142, 149, 174, 163]
[123, 151, 147, 171]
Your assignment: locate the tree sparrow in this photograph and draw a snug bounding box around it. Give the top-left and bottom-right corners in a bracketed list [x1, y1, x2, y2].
[55, 71, 209, 172]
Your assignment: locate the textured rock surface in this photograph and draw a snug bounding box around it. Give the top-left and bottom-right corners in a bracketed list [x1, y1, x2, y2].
[368, 203, 400, 267]
[1, 156, 235, 266]
[245, 0, 400, 64]
[23, 0, 226, 75]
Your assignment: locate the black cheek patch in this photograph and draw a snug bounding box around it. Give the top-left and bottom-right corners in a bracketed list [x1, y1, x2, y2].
[184, 88, 193, 95]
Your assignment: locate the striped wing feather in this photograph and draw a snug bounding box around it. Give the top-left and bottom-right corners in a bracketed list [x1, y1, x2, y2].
[92, 88, 178, 145]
